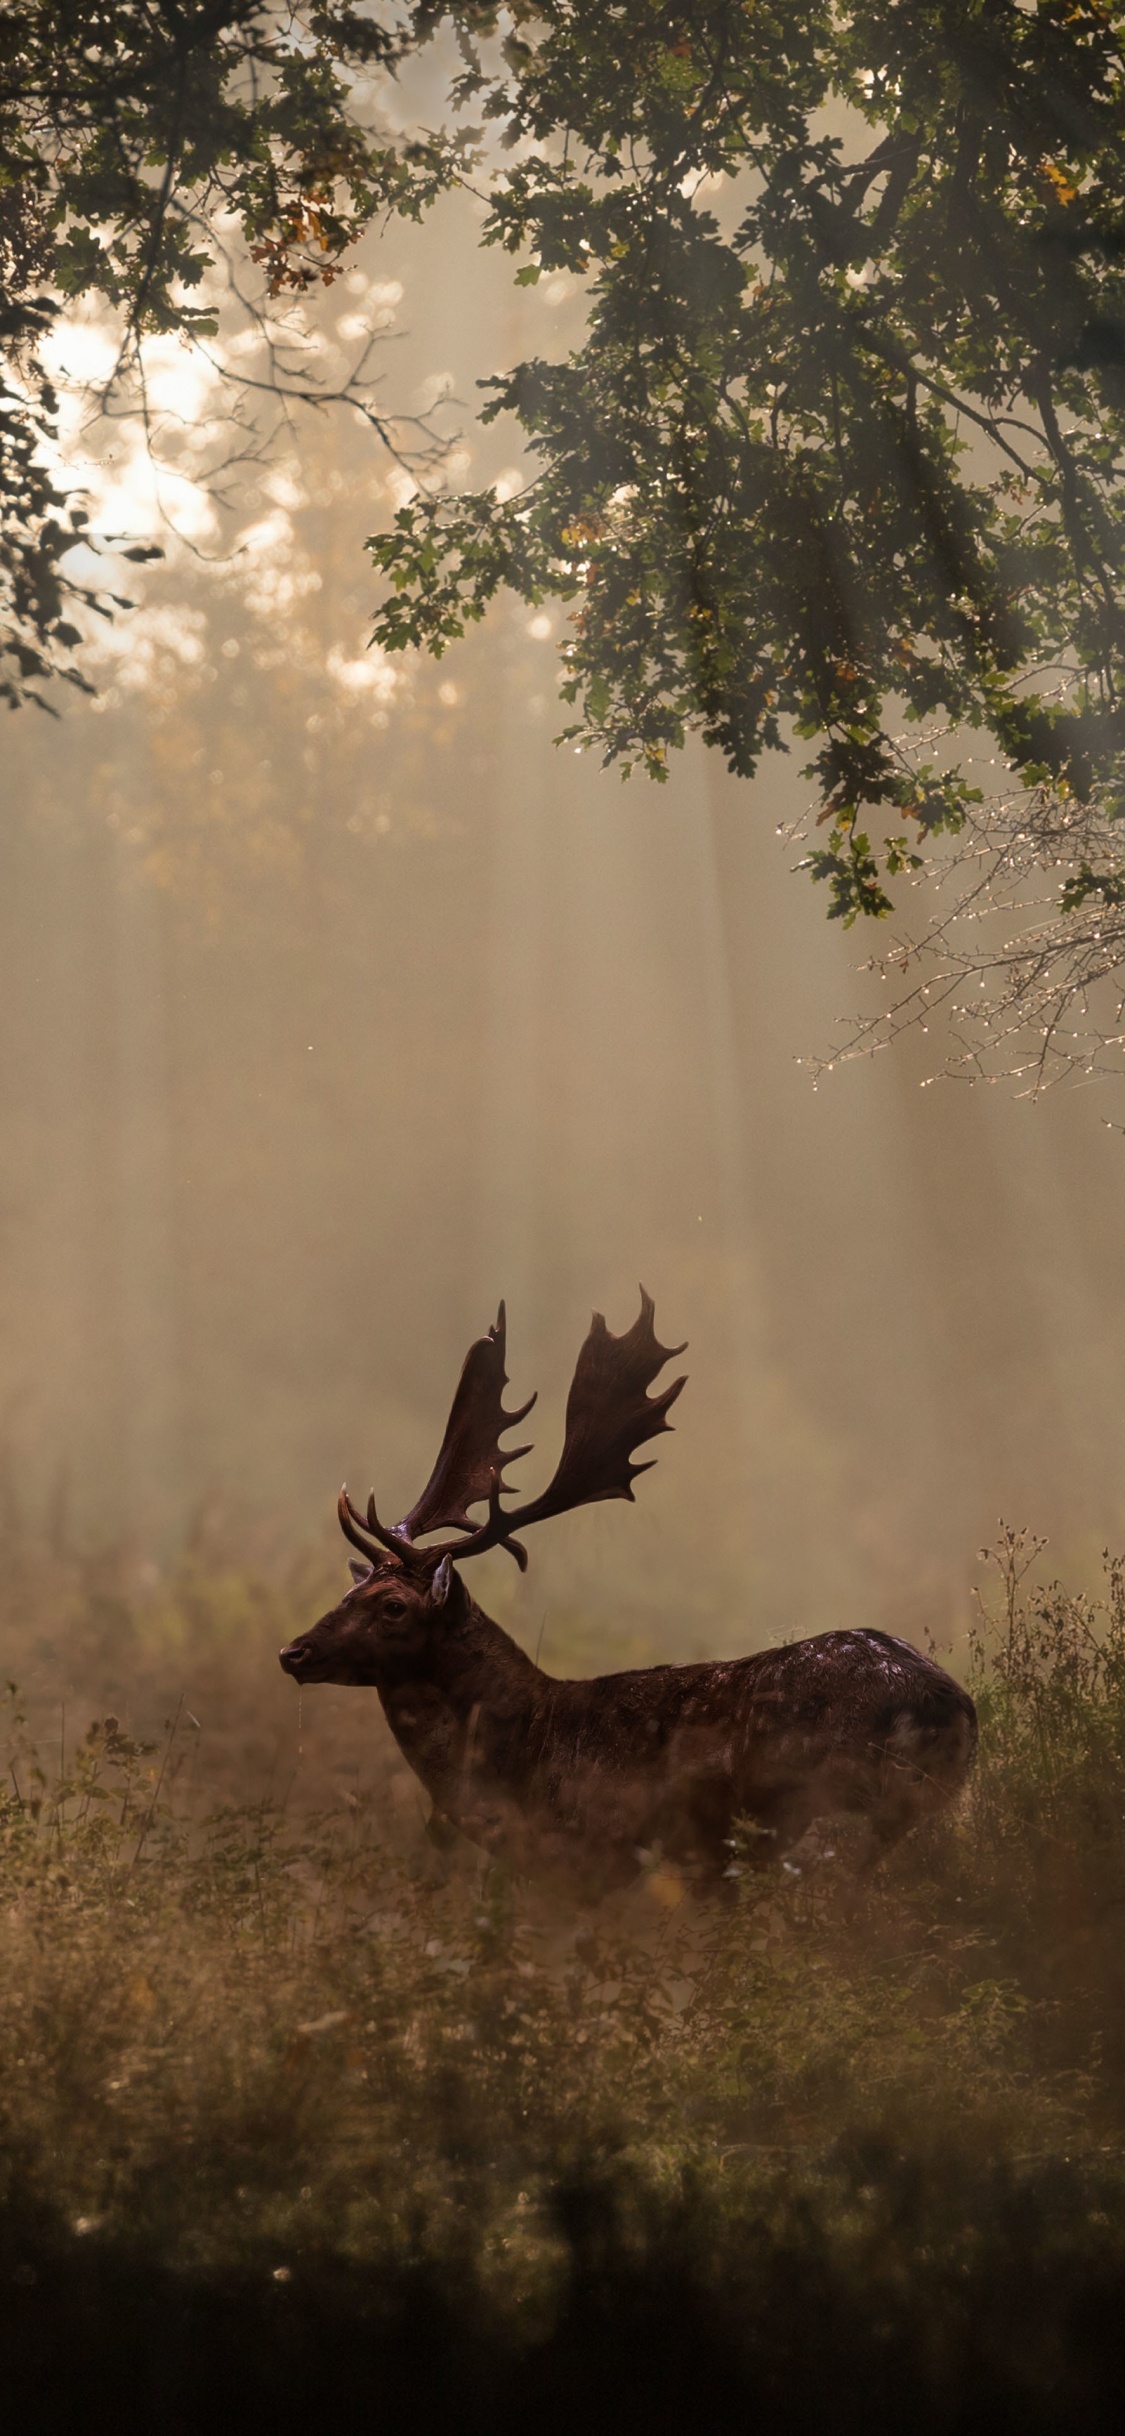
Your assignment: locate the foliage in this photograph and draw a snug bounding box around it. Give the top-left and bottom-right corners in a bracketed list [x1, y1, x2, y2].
[365, 2, 1125, 925]
[0, 1, 465, 706]
[4, 1525, 1125, 2417]
[0, 296, 156, 710]
[9, 5, 1125, 952]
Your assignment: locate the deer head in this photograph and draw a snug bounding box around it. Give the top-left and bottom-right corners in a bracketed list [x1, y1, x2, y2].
[279, 1291, 687, 1689]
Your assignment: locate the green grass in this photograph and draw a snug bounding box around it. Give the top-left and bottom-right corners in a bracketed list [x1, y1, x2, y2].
[5, 1523, 1125, 2431]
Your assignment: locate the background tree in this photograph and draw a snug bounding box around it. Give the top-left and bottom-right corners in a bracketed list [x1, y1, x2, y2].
[0, 0, 464, 708]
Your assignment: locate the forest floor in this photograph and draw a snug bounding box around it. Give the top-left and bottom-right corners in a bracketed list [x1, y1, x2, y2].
[3, 1522, 1125, 2432]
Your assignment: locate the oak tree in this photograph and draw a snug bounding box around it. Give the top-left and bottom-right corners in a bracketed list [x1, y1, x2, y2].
[368, 2, 1125, 929]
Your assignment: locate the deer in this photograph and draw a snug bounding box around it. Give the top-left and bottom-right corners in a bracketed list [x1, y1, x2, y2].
[279, 1294, 977, 1895]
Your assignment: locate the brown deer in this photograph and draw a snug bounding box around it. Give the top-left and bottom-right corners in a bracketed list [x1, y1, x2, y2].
[280, 1295, 976, 1894]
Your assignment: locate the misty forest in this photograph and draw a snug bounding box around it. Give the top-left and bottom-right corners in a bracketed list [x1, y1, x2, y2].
[7, 5, 1125, 2426]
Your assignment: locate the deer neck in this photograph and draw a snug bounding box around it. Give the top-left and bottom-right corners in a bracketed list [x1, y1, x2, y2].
[377, 1592, 546, 1829]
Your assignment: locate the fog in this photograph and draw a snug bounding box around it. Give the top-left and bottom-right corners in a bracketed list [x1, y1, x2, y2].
[2, 184, 1124, 1672]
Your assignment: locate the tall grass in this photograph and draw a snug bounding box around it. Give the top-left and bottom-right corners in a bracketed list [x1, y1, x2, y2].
[4, 1524, 1125, 2430]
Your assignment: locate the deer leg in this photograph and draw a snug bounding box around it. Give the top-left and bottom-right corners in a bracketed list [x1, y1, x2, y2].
[854, 1764, 941, 1873]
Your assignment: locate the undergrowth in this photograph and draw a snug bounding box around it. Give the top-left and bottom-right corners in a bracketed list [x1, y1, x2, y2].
[4, 1524, 1125, 2431]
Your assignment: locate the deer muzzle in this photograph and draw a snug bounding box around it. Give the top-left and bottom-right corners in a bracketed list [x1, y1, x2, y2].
[279, 1636, 321, 1679]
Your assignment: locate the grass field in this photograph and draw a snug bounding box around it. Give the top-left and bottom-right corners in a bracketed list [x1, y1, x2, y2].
[4, 1522, 1125, 2432]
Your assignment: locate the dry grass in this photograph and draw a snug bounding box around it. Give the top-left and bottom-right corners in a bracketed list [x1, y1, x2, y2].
[4, 1520, 1125, 2429]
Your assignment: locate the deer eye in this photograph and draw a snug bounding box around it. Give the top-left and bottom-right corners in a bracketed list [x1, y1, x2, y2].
[382, 1598, 408, 1621]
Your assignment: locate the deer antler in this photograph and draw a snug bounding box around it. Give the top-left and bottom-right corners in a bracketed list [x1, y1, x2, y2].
[397, 1302, 536, 1540]
[337, 1304, 536, 1571]
[437, 1289, 687, 1571]
[338, 1485, 403, 1570]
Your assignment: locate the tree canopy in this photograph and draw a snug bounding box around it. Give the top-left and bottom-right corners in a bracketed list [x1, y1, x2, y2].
[0, 1, 462, 708]
[5, 3, 1125, 956]
[367, 1, 1125, 930]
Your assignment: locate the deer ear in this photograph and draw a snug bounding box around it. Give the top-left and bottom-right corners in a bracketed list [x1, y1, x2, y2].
[431, 1554, 454, 1607]
[348, 1558, 373, 1584]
